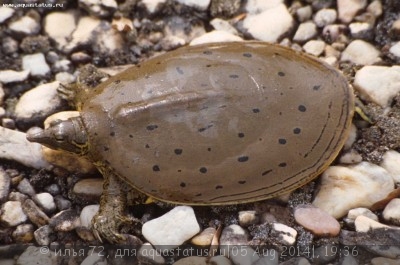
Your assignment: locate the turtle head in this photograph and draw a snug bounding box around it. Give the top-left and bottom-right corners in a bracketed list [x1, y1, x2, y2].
[27, 117, 88, 155]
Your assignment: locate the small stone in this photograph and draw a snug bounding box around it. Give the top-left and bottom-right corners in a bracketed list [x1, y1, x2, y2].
[137, 243, 165, 265]
[9, 15, 40, 35]
[2, 118, 15, 129]
[245, 0, 283, 14]
[80, 252, 107, 265]
[383, 199, 400, 225]
[141, 0, 167, 14]
[49, 209, 81, 232]
[0, 201, 28, 227]
[209, 255, 232, 265]
[314, 9, 337, 27]
[371, 257, 400, 265]
[173, 256, 207, 265]
[243, 4, 293, 43]
[17, 178, 36, 197]
[340, 40, 380, 65]
[279, 257, 310, 265]
[0, 7, 14, 23]
[353, 65, 400, 107]
[347, 208, 379, 223]
[64, 16, 101, 53]
[349, 22, 372, 39]
[270, 222, 297, 245]
[54, 195, 72, 211]
[79, 0, 118, 17]
[337, 0, 368, 23]
[303, 40, 326, 56]
[296, 5, 312, 22]
[53, 59, 71, 72]
[2, 36, 18, 54]
[12, 224, 34, 243]
[0, 168, 10, 203]
[313, 162, 394, 218]
[142, 206, 200, 251]
[354, 215, 391, 232]
[176, 0, 210, 11]
[33, 193, 56, 214]
[0, 84, 4, 105]
[367, 0, 382, 18]
[0, 70, 29, 83]
[80, 205, 99, 228]
[76, 226, 96, 242]
[294, 205, 340, 236]
[210, 0, 241, 18]
[322, 24, 346, 43]
[381, 150, 400, 183]
[22, 199, 50, 227]
[293, 21, 317, 43]
[44, 12, 76, 49]
[210, 18, 239, 35]
[191, 227, 216, 246]
[252, 251, 279, 265]
[339, 150, 363, 164]
[238, 210, 259, 227]
[16, 246, 59, 265]
[190, 30, 242, 46]
[9, 192, 28, 202]
[72, 179, 103, 202]
[343, 124, 357, 150]
[55, 72, 76, 84]
[389, 42, 400, 58]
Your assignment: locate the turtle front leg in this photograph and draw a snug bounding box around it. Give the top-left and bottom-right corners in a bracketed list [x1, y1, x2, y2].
[92, 167, 145, 244]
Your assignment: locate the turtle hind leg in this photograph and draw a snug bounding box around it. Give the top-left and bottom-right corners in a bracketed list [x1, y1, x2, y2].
[92, 166, 146, 244]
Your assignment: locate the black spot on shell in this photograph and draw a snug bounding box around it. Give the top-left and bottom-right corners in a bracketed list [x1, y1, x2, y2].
[206, 64, 212, 67]
[238, 132, 245, 138]
[198, 124, 213, 132]
[203, 50, 212, 55]
[180, 182, 186, 188]
[110, 132, 115, 136]
[229, 74, 239, 79]
[177, 169, 182, 172]
[114, 80, 121, 84]
[215, 185, 223, 189]
[155, 62, 160, 65]
[195, 193, 202, 197]
[145, 144, 150, 148]
[278, 138, 287, 145]
[243, 53, 252, 58]
[262, 170, 272, 176]
[278, 71, 285, 77]
[293, 128, 301, 134]
[152, 165, 160, 172]
[298, 105, 307, 112]
[238, 180, 246, 184]
[238, 156, 249, 162]
[176, 67, 184, 75]
[313, 85, 321, 91]
[207, 147, 212, 151]
[174, 149, 183, 155]
[103, 146, 109, 151]
[129, 134, 133, 138]
[147, 124, 158, 131]
[199, 167, 207, 173]
[252, 108, 260, 113]
[278, 162, 287, 167]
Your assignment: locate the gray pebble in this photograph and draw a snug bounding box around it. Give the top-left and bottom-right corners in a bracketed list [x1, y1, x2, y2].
[22, 199, 50, 227]
[279, 257, 311, 265]
[0, 168, 10, 203]
[49, 209, 81, 232]
[0, 201, 28, 227]
[17, 178, 36, 197]
[238, 210, 259, 227]
[34, 225, 54, 245]
[16, 246, 59, 265]
[9, 191, 28, 202]
[44, 184, 61, 196]
[54, 195, 72, 211]
[12, 224, 34, 243]
[138, 243, 165, 265]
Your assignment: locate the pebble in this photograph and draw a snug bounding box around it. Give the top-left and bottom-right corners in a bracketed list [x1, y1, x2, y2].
[314, 9, 337, 27]
[15, 81, 62, 120]
[312, 162, 394, 218]
[54, 195, 72, 211]
[349, 22, 372, 38]
[173, 256, 208, 265]
[294, 205, 340, 236]
[389, 41, 400, 58]
[383, 199, 400, 225]
[16, 246, 59, 265]
[137, 243, 165, 265]
[12, 224, 34, 243]
[243, 4, 293, 43]
[0, 7, 14, 23]
[44, 12, 76, 49]
[34, 225, 53, 245]
[371, 257, 400, 265]
[80, 252, 107, 265]
[0, 84, 4, 105]
[296, 5, 312, 22]
[142, 0, 167, 14]
[190, 227, 216, 246]
[22, 199, 50, 227]
[337, 0, 368, 23]
[64, 16, 101, 53]
[142, 206, 200, 251]
[210, 18, 239, 35]
[0, 201, 28, 227]
[17, 178, 36, 197]
[79, 0, 118, 17]
[0, 168, 10, 203]
[270, 222, 297, 245]
[55, 72, 76, 84]
[245, 0, 283, 14]
[72, 179, 103, 202]
[33, 193, 56, 213]
[0, 70, 29, 83]
[353, 65, 400, 107]
[293, 21, 317, 43]
[367, 0, 383, 18]
[354, 215, 392, 232]
[346, 207, 379, 225]
[238, 210, 259, 227]
[209, 255, 232, 265]
[279, 257, 310, 265]
[339, 150, 363, 164]
[340, 40, 380, 65]
[176, 0, 210, 11]
[252, 252, 279, 265]
[322, 24, 346, 43]
[381, 150, 400, 183]
[49, 209, 81, 232]
[303, 40, 325, 56]
[190, 30, 243, 46]
[80, 205, 99, 228]
[9, 15, 41, 35]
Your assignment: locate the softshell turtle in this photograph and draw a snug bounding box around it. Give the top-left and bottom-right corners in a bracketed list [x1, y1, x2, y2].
[27, 42, 354, 243]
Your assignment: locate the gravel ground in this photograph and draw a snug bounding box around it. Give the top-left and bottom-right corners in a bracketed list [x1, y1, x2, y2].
[1, 0, 400, 265]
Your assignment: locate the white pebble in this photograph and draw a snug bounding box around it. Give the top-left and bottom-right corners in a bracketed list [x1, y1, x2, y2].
[142, 206, 200, 251]
[0, 201, 28, 227]
[55, 72, 76, 84]
[367, 0, 383, 18]
[210, 18, 239, 35]
[0, 7, 14, 23]
[142, 0, 167, 13]
[175, 0, 210, 11]
[34, 193, 56, 213]
[190, 30, 243, 46]
[381, 150, 400, 183]
[296, 5, 312, 22]
[337, 0, 368, 23]
[339, 150, 363, 164]
[64, 16, 101, 53]
[389, 41, 400, 58]
[354, 215, 391, 232]
[347, 208, 378, 222]
[243, 4, 293, 43]
[303, 40, 325, 56]
[383, 199, 400, 225]
[80, 205, 99, 228]
[353, 65, 400, 107]
[22, 53, 50, 76]
[349, 22, 371, 36]
[15, 81, 61, 120]
[270, 223, 297, 245]
[340, 40, 380, 65]
[314, 9, 337, 27]
[0, 70, 29, 83]
[293, 21, 317, 42]
[313, 162, 394, 218]
[44, 12, 76, 48]
[9, 15, 40, 35]
[246, 0, 283, 14]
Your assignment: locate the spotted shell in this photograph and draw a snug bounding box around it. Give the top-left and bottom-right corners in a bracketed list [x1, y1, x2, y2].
[82, 42, 354, 204]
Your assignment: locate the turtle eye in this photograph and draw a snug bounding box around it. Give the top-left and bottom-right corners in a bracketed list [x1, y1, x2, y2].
[54, 132, 65, 142]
